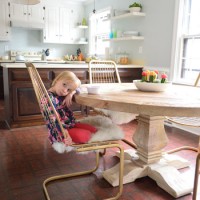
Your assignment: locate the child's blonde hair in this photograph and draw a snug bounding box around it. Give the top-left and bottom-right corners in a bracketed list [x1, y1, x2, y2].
[52, 71, 81, 87]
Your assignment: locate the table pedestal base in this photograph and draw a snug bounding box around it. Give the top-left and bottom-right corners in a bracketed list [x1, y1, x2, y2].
[103, 149, 193, 198]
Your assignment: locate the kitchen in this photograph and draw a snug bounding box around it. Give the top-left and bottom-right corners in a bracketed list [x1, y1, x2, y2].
[0, 0, 175, 118]
[0, 0, 200, 200]
[1, 0, 199, 127]
[0, 0, 174, 67]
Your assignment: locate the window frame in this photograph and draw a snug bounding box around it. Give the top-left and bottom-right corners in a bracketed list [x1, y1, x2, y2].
[171, 0, 200, 85]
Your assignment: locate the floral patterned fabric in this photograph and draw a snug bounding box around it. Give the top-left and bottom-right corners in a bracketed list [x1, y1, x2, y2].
[41, 91, 76, 144]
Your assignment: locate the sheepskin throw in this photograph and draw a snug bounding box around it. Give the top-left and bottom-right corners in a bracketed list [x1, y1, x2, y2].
[94, 108, 138, 125]
[52, 115, 124, 153]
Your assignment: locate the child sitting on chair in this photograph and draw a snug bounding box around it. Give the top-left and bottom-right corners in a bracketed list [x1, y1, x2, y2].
[46, 71, 97, 145]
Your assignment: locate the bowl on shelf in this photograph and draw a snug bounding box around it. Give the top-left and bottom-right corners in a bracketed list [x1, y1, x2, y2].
[133, 80, 172, 92]
[122, 31, 139, 37]
[129, 7, 141, 12]
[86, 85, 101, 94]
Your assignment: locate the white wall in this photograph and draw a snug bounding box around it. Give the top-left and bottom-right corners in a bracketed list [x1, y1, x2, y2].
[0, 0, 86, 59]
[85, 0, 176, 75]
[0, 0, 176, 76]
[0, 28, 81, 59]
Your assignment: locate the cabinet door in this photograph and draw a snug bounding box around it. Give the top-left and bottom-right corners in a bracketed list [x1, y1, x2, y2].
[10, 3, 26, 21]
[28, 4, 44, 23]
[0, 0, 10, 41]
[43, 6, 59, 43]
[59, 7, 71, 43]
[69, 6, 84, 43]
[10, 2, 44, 26]
[12, 82, 43, 122]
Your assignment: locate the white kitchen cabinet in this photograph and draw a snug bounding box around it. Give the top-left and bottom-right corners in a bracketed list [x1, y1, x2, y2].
[43, 6, 69, 43]
[10, 2, 45, 27]
[0, 0, 10, 41]
[43, 4, 85, 44]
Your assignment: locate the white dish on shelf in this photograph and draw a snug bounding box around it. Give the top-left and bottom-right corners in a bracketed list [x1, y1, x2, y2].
[123, 31, 139, 36]
[133, 80, 172, 92]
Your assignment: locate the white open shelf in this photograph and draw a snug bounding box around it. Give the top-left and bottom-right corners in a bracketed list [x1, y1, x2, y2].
[104, 12, 146, 21]
[78, 25, 88, 29]
[103, 36, 144, 42]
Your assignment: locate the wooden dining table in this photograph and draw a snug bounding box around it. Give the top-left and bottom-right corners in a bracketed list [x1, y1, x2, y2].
[74, 83, 200, 198]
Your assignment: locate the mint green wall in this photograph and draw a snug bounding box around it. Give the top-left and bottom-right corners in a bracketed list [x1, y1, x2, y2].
[0, 28, 82, 59]
[85, 0, 175, 71]
[0, 0, 175, 73]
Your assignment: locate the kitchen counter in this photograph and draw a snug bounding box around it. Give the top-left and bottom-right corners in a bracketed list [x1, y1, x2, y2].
[1, 62, 143, 69]
[2, 64, 143, 128]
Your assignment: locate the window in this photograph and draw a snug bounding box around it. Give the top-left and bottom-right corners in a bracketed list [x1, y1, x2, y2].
[89, 8, 111, 57]
[173, 0, 200, 84]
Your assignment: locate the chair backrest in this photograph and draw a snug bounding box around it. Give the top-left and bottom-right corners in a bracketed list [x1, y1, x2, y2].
[194, 72, 200, 87]
[25, 62, 69, 142]
[89, 60, 121, 84]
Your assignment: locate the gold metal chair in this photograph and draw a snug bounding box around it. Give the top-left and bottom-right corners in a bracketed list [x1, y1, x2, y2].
[166, 72, 200, 200]
[89, 60, 121, 84]
[88, 60, 137, 149]
[25, 62, 125, 200]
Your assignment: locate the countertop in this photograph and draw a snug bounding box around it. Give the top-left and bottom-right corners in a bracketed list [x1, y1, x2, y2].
[1, 62, 143, 69]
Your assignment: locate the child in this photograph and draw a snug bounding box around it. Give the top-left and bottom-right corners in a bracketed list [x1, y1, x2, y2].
[45, 71, 97, 145]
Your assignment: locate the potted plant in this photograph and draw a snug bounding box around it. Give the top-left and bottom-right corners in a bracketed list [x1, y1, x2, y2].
[129, 2, 142, 12]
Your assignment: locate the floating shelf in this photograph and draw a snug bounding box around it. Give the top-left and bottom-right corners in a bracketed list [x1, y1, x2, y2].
[103, 12, 146, 21]
[78, 25, 88, 29]
[77, 41, 88, 44]
[103, 36, 144, 42]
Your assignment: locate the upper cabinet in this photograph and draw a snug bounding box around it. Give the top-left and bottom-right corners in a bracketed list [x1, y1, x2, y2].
[0, 0, 10, 41]
[10, 2, 45, 29]
[43, 3, 86, 44]
[43, 6, 70, 43]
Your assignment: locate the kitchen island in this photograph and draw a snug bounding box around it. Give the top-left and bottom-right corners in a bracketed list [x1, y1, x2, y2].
[2, 63, 143, 128]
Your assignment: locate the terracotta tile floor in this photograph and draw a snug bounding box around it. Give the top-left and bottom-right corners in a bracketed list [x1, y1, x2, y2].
[0, 116, 199, 200]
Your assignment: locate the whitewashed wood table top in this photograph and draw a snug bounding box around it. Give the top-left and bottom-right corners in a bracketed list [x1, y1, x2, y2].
[75, 83, 200, 117]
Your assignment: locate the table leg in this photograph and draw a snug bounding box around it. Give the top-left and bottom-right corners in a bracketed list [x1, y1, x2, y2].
[103, 115, 193, 198]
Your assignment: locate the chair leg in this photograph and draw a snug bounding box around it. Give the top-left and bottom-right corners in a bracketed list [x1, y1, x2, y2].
[122, 139, 137, 149]
[104, 144, 124, 200]
[43, 151, 100, 200]
[166, 146, 198, 154]
[193, 153, 200, 200]
[100, 148, 107, 156]
[166, 145, 200, 200]
[43, 143, 124, 200]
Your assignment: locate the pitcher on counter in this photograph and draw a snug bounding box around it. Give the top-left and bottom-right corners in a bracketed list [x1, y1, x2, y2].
[42, 70, 97, 146]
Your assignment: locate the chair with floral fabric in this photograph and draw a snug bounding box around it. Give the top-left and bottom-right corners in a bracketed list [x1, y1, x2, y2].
[26, 62, 125, 200]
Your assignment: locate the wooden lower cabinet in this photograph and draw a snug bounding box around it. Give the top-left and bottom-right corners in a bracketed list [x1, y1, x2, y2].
[0, 66, 4, 99]
[4, 67, 142, 128]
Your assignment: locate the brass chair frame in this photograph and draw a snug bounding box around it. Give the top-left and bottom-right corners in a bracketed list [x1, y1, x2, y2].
[166, 72, 200, 200]
[88, 60, 137, 150]
[89, 60, 121, 84]
[26, 62, 125, 200]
